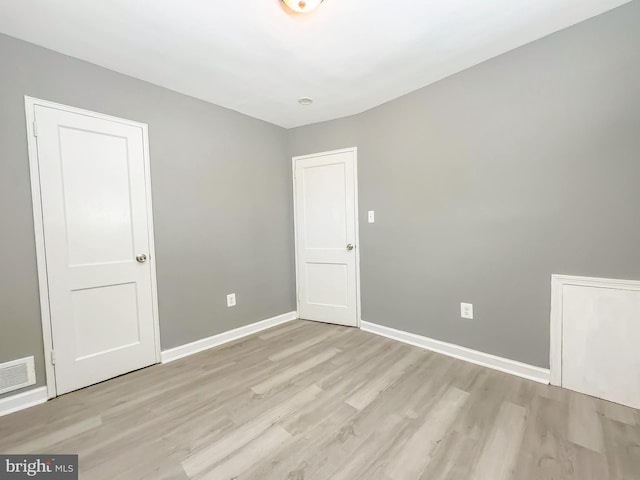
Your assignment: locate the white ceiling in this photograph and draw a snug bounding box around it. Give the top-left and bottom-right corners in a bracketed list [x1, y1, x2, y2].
[0, 0, 630, 128]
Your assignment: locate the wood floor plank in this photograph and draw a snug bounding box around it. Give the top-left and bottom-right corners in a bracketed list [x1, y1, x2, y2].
[82, 436, 187, 480]
[314, 339, 402, 393]
[451, 371, 505, 441]
[181, 384, 322, 477]
[568, 392, 605, 454]
[196, 425, 291, 480]
[572, 442, 611, 480]
[251, 348, 339, 395]
[239, 399, 359, 480]
[599, 398, 640, 427]
[470, 401, 527, 480]
[257, 319, 307, 340]
[329, 413, 406, 480]
[418, 430, 478, 480]
[601, 417, 640, 479]
[511, 394, 572, 480]
[268, 327, 344, 362]
[344, 349, 422, 411]
[383, 387, 470, 479]
[3, 415, 102, 454]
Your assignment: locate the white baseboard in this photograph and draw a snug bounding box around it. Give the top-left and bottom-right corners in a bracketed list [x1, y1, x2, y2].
[361, 321, 550, 384]
[0, 386, 48, 417]
[161, 311, 298, 363]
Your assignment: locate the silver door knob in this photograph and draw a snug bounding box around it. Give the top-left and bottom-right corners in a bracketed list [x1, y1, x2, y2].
[346, 244, 354, 251]
[136, 254, 147, 263]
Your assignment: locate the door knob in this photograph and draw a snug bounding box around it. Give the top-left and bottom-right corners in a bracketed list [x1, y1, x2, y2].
[346, 244, 354, 251]
[136, 254, 147, 263]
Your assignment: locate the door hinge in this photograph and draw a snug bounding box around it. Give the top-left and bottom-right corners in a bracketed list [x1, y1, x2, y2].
[32, 121, 38, 137]
[50, 350, 56, 365]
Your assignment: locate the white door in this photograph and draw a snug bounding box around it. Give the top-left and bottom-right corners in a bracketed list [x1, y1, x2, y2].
[558, 278, 640, 409]
[33, 103, 159, 395]
[294, 148, 359, 327]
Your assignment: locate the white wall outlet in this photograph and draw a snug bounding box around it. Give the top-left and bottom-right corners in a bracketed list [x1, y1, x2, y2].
[368, 210, 375, 223]
[227, 293, 236, 307]
[461, 302, 473, 319]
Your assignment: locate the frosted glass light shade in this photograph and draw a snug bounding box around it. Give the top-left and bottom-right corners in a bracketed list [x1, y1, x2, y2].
[281, 0, 324, 13]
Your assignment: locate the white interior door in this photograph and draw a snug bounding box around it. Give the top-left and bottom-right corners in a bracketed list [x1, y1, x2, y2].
[34, 103, 159, 395]
[560, 280, 640, 409]
[294, 149, 359, 327]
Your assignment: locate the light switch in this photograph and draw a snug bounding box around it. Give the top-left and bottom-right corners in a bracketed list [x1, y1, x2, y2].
[227, 293, 236, 307]
[368, 211, 375, 223]
[460, 303, 473, 319]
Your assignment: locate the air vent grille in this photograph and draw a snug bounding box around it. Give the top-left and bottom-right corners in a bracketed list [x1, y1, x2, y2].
[0, 356, 36, 395]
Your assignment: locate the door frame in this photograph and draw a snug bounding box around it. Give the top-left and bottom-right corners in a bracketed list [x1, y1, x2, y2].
[24, 96, 162, 399]
[549, 273, 640, 387]
[291, 147, 362, 328]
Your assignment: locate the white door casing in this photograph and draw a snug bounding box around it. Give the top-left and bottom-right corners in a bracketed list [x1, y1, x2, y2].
[293, 148, 360, 327]
[550, 274, 640, 409]
[26, 97, 161, 397]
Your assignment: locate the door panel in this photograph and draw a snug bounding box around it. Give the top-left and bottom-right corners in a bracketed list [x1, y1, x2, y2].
[306, 263, 349, 307]
[71, 283, 141, 359]
[562, 283, 640, 409]
[295, 150, 358, 327]
[35, 105, 158, 395]
[303, 162, 347, 249]
[60, 127, 135, 266]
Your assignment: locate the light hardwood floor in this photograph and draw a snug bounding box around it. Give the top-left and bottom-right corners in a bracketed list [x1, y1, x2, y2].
[1, 320, 639, 479]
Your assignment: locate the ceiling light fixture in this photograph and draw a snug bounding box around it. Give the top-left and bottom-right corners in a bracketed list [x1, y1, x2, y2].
[298, 97, 313, 105]
[281, 0, 324, 13]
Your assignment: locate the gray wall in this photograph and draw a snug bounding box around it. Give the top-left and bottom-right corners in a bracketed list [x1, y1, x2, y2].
[0, 33, 296, 396]
[289, 1, 640, 368]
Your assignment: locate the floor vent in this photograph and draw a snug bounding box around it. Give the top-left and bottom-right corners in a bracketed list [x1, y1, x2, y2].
[0, 356, 36, 395]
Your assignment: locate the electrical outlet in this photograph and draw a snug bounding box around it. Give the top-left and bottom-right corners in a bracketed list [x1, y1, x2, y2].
[227, 293, 236, 307]
[368, 210, 375, 223]
[460, 302, 473, 319]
